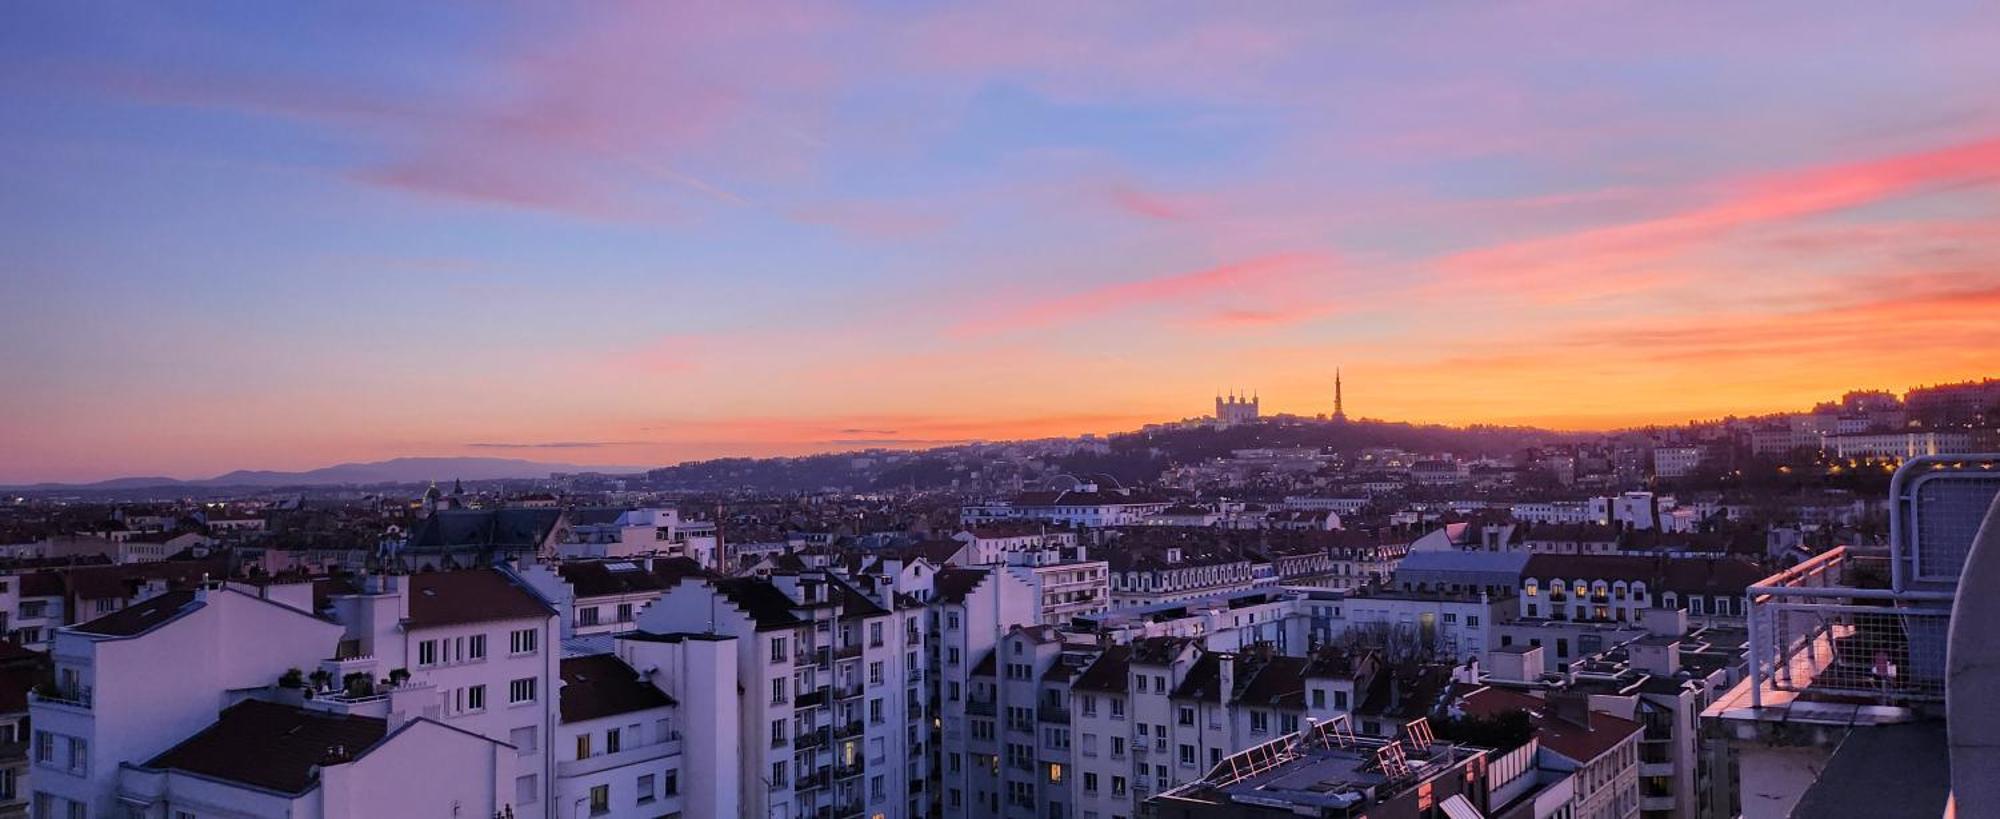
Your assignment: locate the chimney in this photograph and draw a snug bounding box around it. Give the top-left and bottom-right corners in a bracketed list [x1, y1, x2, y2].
[1547, 692, 1593, 729]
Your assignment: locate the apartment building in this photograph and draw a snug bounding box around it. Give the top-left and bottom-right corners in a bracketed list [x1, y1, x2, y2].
[30, 585, 352, 817]
[24, 561, 762, 819]
[637, 570, 929, 819]
[1001, 547, 1110, 626]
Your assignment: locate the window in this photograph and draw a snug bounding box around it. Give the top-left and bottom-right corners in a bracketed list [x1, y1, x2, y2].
[771, 719, 786, 747]
[516, 774, 539, 805]
[1312, 689, 1325, 708]
[418, 639, 438, 666]
[638, 773, 656, 804]
[771, 636, 788, 663]
[465, 684, 486, 713]
[664, 769, 679, 795]
[1250, 711, 1269, 734]
[870, 622, 884, 647]
[1179, 744, 1195, 766]
[510, 726, 538, 756]
[577, 734, 593, 760]
[589, 783, 610, 815]
[509, 677, 537, 704]
[578, 607, 600, 627]
[1177, 706, 1194, 726]
[467, 633, 486, 660]
[870, 661, 884, 685]
[605, 727, 622, 754]
[510, 628, 538, 655]
[34, 731, 52, 765]
[1112, 776, 1127, 796]
[771, 678, 788, 705]
[65, 737, 85, 775]
[617, 602, 634, 622]
[771, 761, 789, 789]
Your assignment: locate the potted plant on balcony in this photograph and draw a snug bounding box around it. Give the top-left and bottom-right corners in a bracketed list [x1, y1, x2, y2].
[388, 667, 410, 688]
[309, 668, 333, 694]
[342, 672, 373, 699]
[275, 668, 308, 704]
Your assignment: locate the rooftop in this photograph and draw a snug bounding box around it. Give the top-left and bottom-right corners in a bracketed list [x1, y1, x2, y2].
[144, 700, 387, 794]
[559, 654, 675, 723]
[407, 569, 556, 628]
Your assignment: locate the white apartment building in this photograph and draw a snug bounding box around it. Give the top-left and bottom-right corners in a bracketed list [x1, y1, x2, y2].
[30, 585, 363, 817]
[1652, 446, 1705, 479]
[934, 567, 1038, 819]
[1001, 548, 1110, 626]
[27, 564, 755, 819]
[321, 569, 563, 819]
[637, 571, 930, 819]
[560, 508, 719, 564]
[1107, 550, 1260, 609]
[552, 652, 692, 819]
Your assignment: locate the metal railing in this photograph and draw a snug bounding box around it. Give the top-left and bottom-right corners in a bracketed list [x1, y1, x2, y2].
[1740, 456, 2000, 709]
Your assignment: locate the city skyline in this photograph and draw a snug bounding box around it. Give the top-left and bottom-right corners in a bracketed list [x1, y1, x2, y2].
[7, 3, 2000, 482]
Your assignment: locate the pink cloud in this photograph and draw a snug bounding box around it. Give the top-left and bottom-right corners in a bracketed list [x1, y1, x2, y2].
[951, 252, 1332, 337]
[1433, 135, 2000, 297]
[1107, 183, 1192, 221]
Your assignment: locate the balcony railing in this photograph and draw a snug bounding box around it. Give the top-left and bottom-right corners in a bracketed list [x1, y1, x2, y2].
[835, 721, 864, 739]
[1747, 545, 1954, 706]
[1037, 706, 1070, 724]
[796, 686, 830, 708]
[29, 686, 92, 710]
[834, 682, 865, 700]
[834, 760, 865, 779]
[794, 768, 832, 792]
[835, 643, 863, 660]
[965, 699, 996, 716]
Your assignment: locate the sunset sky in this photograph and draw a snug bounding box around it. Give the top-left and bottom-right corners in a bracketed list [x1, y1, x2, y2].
[5, 3, 2000, 482]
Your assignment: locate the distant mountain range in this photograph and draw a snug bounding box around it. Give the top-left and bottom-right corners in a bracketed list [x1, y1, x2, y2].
[4, 456, 649, 492]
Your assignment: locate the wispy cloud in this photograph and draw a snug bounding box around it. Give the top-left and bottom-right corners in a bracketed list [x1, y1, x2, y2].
[1433, 135, 2000, 299]
[467, 441, 648, 449]
[952, 253, 1333, 336]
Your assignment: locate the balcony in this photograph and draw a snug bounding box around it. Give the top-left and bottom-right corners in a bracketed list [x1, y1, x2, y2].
[1037, 706, 1070, 724]
[796, 732, 826, 751]
[796, 686, 830, 709]
[836, 802, 865, 819]
[29, 686, 92, 711]
[1745, 546, 1953, 706]
[835, 643, 863, 660]
[835, 721, 865, 740]
[795, 768, 832, 792]
[965, 699, 996, 716]
[834, 681, 865, 701]
[835, 760, 865, 780]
